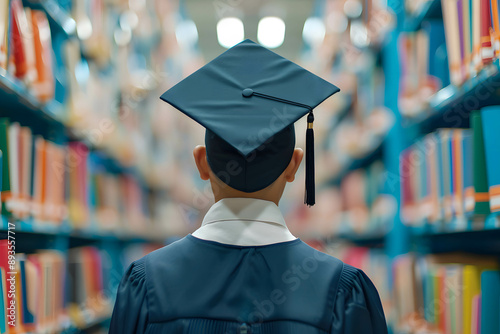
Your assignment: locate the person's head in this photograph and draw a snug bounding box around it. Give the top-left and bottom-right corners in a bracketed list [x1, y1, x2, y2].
[193, 127, 303, 206]
[160, 39, 340, 206]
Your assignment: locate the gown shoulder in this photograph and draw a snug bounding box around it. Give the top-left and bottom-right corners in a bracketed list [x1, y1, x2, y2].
[109, 257, 149, 334]
[331, 263, 388, 334]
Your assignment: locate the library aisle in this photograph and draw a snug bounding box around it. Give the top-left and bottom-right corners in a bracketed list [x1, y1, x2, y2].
[0, 0, 500, 333]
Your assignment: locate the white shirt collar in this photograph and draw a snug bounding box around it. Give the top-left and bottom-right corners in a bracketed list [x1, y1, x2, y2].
[191, 198, 297, 246]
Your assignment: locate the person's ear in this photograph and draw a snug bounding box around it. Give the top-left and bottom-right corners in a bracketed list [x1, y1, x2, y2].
[193, 145, 210, 181]
[284, 148, 304, 182]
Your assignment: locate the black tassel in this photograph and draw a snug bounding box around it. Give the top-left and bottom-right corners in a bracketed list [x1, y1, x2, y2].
[304, 112, 315, 206]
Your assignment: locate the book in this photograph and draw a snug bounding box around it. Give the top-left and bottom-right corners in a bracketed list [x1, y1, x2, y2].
[441, 0, 463, 85]
[0, 239, 15, 331]
[0, 0, 8, 70]
[472, 0, 481, 72]
[490, 0, 500, 58]
[470, 111, 490, 215]
[6, 123, 19, 216]
[461, 0, 472, 79]
[439, 129, 453, 222]
[394, 253, 498, 333]
[480, 0, 494, 64]
[451, 129, 464, 219]
[9, 0, 36, 84]
[18, 255, 34, 329]
[0, 268, 6, 333]
[31, 136, 45, 221]
[446, 265, 463, 334]
[68, 246, 110, 326]
[0, 119, 10, 215]
[19, 126, 32, 219]
[30, 10, 54, 102]
[481, 270, 500, 334]
[480, 106, 500, 212]
[462, 131, 475, 215]
[463, 265, 482, 334]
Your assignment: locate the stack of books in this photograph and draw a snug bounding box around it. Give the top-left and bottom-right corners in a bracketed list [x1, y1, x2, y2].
[441, 0, 499, 86]
[400, 108, 500, 230]
[393, 252, 500, 334]
[0, 118, 157, 236]
[1, 0, 54, 101]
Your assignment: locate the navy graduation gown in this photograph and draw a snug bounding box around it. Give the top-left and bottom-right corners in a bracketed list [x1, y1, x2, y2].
[109, 235, 388, 333]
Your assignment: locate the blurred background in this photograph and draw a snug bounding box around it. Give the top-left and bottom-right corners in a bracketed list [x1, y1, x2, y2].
[2, 0, 500, 332]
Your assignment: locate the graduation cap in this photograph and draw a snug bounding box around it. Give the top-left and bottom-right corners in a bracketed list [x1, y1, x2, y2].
[160, 39, 339, 206]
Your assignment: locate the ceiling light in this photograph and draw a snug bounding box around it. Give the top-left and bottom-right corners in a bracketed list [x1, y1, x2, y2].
[176, 19, 199, 49]
[257, 16, 285, 49]
[302, 17, 325, 47]
[217, 17, 244, 48]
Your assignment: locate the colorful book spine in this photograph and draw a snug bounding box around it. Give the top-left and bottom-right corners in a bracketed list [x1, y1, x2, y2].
[0, 119, 10, 216]
[480, 0, 494, 64]
[0, 0, 8, 70]
[471, 111, 490, 215]
[481, 270, 500, 334]
[457, 0, 465, 80]
[426, 133, 441, 222]
[393, 254, 498, 333]
[462, 131, 475, 215]
[461, 0, 472, 79]
[480, 106, 500, 212]
[0, 268, 6, 333]
[9, 0, 36, 83]
[30, 10, 54, 102]
[491, 0, 500, 57]
[463, 265, 481, 334]
[400, 124, 492, 228]
[441, 0, 463, 85]
[472, 0, 482, 72]
[452, 129, 464, 219]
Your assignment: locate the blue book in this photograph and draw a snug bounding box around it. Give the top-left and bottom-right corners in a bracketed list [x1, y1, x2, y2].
[437, 129, 453, 224]
[481, 270, 500, 334]
[462, 130, 474, 217]
[480, 107, 500, 212]
[19, 256, 35, 325]
[436, 132, 445, 221]
[448, 133, 455, 222]
[422, 20, 449, 87]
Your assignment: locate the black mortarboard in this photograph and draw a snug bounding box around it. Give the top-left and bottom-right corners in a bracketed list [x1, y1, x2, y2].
[160, 39, 339, 206]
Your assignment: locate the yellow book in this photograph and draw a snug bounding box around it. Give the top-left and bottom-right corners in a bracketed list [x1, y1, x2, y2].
[463, 265, 481, 334]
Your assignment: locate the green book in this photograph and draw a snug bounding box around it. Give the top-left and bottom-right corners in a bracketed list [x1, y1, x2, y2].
[0, 118, 9, 215]
[470, 111, 490, 215]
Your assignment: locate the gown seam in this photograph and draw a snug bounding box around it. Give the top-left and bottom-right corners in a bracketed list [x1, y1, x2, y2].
[327, 262, 346, 333]
[143, 256, 150, 326]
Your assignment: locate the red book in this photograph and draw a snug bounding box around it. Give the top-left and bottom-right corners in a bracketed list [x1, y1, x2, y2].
[0, 239, 16, 329]
[480, 0, 494, 64]
[10, 0, 28, 78]
[31, 10, 54, 102]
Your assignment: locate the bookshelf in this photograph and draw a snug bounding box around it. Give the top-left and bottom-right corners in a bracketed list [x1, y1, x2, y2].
[403, 0, 442, 31]
[0, 0, 188, 332]
[26, 0, 77, 36]
[316, 0, 500, 332]
[404, 60, 500, 133]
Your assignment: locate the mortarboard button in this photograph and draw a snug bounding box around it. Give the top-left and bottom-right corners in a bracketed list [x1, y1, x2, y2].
[242, 88, 254, 97]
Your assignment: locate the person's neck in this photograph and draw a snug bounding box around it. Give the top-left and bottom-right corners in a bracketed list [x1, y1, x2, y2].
[214, 194, 280, 206]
